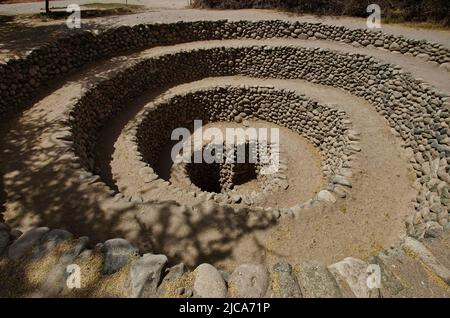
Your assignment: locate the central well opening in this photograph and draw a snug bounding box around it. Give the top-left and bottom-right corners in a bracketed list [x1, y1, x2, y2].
[186, 160, 223, 193]
[232, 162, 257, 187]
[185, 143, 258, 193]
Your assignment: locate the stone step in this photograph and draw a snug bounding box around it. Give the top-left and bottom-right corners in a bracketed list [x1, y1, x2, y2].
[295, 261, 344, 298]
[422, 235, 450, 270]
[328, 257, 380, 298]
[401, 237, 450, 285]
[376, 245, 449, 297]
[367, 254, 406, 297]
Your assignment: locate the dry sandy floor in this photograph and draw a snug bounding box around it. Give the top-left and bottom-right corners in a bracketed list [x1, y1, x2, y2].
[0, 7, 448, 269]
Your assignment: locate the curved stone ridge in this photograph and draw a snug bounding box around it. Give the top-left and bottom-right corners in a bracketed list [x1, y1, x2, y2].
[65, 44, 449, 236]
[0, 17, 450, 298]
[1, 20, 449, 117]
[131, 85, 351, 208]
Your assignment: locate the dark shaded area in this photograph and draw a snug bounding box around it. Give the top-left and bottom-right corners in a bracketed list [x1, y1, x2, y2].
[233, 162, 257, 186]
[38, 7, 142, 20]
[0, 17, 99, 56]
[0, 57, 139, 241]
[187, 160, 223, 193]
[132, 202, 276, 267]
[192, 0, 450, 26]
[0, 15, 14, 23]
[0, 200, 276, 296]
[233, 142, 258, 187]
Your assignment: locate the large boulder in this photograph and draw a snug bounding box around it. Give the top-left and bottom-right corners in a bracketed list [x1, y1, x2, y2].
[269, 261, 302, 298]
[8, 227, 50, 261]
[296, 261, 342, 298]
[228, 264, 269, 298]
[129, 253, 168, 298]
[193, 263, 227, 298]
[101, 238, 138, 275]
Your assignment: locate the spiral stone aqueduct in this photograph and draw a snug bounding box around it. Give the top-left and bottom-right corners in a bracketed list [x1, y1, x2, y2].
[0, 16, 449, 297]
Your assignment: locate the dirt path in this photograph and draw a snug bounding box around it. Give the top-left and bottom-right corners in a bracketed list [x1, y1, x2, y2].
[1, 7, 449, 59]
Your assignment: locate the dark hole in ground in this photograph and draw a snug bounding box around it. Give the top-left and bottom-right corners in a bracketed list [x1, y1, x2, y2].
[186, 143, 258, 193]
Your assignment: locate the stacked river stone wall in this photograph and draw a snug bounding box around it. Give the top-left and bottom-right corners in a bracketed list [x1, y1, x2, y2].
[136, 87, 348, 179]
[64, 44, 450, 237]
[1, 21, 450, 298]
[1, 20, 450, 117]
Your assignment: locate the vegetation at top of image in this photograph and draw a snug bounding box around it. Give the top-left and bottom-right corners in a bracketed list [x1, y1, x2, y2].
[192, 0, 450, 27]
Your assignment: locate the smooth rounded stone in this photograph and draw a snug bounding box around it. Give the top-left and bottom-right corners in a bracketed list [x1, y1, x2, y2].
[332, 185, 347, 198]
[417, 53, 430, 61]
[297, 261, 343, 298]
[193, 263, 227, 298]
[332, 175, 352, 188]
[348, 133, 360, 141]
[129, 253, 168, 298]
[270, 261, 302, 298]
[234, 115, 243, 123]
[101, 238, 139, 275]
[41, 229, 73, 242]
[228, 264, 269, 298]
[316, 190, 336, 203]
[389, 42, 401, 51]
[0, 230, 9, 256]
[328, 257, 378, 298]
[8, 227, 50, 261]
[314, 32, 327, 39]
[424, 221, 444, 238]
[31, 236, 89, 297]
[349, 145, 361, 152]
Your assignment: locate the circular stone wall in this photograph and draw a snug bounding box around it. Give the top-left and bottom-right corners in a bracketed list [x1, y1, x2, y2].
[132, 86, 350, 209]
[66, 44, 449, 238]
[1, 20, 450, 297]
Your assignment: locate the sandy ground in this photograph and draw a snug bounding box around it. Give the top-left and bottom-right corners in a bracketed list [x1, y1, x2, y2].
[1, 2, 449, 60]
[1, 1, 449, 273]
[0, 33, 430, 267]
